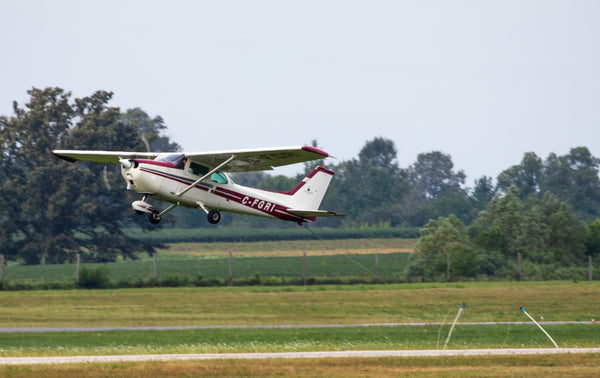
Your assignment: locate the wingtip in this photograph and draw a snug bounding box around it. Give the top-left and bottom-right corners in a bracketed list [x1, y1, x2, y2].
[301, 146, 330, 158]
[52, 150, 77, 163]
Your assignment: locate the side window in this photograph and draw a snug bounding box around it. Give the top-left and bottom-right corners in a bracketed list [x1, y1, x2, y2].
[189, 162, 209, 176]
[211, 172, 228, 184]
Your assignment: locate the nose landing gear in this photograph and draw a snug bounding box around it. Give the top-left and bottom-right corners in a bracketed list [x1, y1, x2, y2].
[148, 210, 161, 224]
[132, 196, 179, 225]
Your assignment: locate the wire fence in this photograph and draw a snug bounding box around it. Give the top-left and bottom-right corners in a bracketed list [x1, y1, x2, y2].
[0, 252, 597, 290]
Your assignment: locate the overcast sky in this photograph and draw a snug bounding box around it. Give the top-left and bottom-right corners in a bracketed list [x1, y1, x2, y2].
[2, 1, 599, 183]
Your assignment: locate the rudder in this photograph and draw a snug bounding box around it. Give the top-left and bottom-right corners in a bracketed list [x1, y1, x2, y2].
[286, 166, 335, 210]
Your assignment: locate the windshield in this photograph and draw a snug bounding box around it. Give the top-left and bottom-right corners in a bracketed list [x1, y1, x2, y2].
[155, 154, 185, 169]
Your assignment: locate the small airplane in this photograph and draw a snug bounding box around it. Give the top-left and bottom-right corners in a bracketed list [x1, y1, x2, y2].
[52, 146, 343, 225]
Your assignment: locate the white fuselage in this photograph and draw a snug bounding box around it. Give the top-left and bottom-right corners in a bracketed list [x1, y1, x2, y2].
[121, 160, 307, 222]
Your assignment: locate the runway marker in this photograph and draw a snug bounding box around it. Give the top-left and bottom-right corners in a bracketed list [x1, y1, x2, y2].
[520, 307, 559, 348]
[444, 303, 465, 349]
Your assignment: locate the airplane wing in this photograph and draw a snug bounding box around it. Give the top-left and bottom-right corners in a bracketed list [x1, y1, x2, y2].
[185, 146, 331, 172]
[52, 146, 331, 172]
[52, 150, 160, 164]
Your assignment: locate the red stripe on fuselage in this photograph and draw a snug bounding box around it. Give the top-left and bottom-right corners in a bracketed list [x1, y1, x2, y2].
[137, 166, 304, 222]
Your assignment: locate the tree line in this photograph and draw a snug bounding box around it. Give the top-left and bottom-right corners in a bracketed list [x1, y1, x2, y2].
[2, 87, 600, 272]
[0, 88, 178, 265]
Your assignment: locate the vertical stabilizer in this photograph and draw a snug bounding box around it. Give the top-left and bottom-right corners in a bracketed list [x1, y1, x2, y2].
[286, 166, 335, 210]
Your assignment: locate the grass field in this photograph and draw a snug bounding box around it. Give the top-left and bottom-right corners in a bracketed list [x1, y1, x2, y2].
[1, 240, 599, 376]
[0, 281, 599, 375]
[1, 281, 599, 328]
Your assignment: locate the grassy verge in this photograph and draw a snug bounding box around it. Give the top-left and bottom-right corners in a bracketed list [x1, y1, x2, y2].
[0, 281, 598, 327]
[2, 354, 599, 378]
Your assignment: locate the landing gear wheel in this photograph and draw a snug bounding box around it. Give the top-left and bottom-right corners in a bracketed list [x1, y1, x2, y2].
[207, 209, 221, 224]
[148, 210, 161, 225]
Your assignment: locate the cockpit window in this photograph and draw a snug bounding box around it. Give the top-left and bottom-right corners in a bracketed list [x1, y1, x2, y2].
[156, 154, 186, 168]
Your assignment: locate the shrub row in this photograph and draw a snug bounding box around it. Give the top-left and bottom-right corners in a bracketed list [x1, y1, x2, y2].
[0, 275, 389, 291]
[129, 226, 420, 243]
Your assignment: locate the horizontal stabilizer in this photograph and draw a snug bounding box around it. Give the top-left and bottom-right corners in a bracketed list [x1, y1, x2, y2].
[286, 209, 346, 218]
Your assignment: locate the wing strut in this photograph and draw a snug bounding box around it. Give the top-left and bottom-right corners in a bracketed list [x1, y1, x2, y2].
[158, 202, 180, 217]
[174, 155, 236, 197]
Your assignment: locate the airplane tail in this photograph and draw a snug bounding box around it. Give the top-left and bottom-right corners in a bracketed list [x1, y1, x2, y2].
[282, 166, 344, 219]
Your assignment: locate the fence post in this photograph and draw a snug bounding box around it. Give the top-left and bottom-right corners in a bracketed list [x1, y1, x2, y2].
[229, 251, 234, 286]
[76, 253, 81, 286]
[1, 254, 5, 288]
[446, 253, 451, 282]
[375, 253, 379, 282]
[303, 251, 307, 286]
[589, 255, 593, 281]
[153, 252, 157, 280]
[517, 252, 522, 282]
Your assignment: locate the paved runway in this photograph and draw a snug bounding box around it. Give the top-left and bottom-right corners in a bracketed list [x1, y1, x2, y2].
[1, 348, 600, 365]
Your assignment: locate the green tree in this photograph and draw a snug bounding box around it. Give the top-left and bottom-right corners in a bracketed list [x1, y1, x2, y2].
[403, 151, 467, 226]
[543, 147, 600, 219]
[499, 148, 600, 219]
[536, 193, 586, 264]
[120, 108, 181, 152]
[469, 186, 530, 279]
[0, 88, 169, 264]
[585, 219, 600, 258]
[411, 214, 475, 280]
[497, 152, 543, 199]
[323, 138, 406, 227]
[470, 185, 587, 279]
[585, 219, 600, 280]
[470, 176, 496, 212]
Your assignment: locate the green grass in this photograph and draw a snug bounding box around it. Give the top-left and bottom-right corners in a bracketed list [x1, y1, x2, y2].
[1, 282, 599, 328]
[0, 281, 598, 375]
[0, 324, 598, 357]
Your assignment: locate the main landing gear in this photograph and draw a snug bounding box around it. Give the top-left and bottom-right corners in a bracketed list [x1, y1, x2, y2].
[207, 209, 221, 224]
[132, 197, 222, 225]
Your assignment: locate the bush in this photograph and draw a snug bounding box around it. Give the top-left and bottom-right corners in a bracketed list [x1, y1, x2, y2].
[475, 250, 506, 276]
[161, 273, 190, 287]
[193, 272, 204, 287]
[78, 266, 111, 289]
